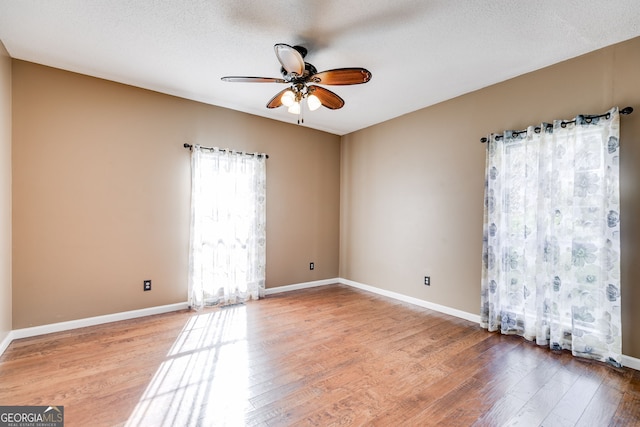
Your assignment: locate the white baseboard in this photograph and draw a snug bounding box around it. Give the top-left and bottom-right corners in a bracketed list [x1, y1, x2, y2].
[3, 279, 639, 371]
[622, 355, 640, 371]
[0, 331, 12, 357]
[9, 302, 189, 342]
[265, 278, 339, 295]
[266, 277, 479, 325]
[338, 278, 481, 324]
[337, 278, 640, 371]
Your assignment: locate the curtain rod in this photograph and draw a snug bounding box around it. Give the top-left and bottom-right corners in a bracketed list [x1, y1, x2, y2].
[479, 106, 634, 143]
[183, 143, 269, 159]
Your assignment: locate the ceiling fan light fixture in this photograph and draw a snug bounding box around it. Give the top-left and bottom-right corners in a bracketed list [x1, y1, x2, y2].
[307, 94, 321, 111]
[287, 102, 301, 115]
[281, 90, 295, 107]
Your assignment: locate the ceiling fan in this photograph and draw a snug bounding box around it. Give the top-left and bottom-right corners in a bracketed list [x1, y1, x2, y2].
[221, 43, 371, 122]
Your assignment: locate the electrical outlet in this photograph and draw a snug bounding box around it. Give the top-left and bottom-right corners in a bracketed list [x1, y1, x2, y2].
[144, 280, 152, 291]
[424, 276, 430, 286]
[310, 262, 315, 270]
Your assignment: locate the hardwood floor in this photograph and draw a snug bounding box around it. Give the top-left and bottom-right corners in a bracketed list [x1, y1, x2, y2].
[1, 284, 639, 426]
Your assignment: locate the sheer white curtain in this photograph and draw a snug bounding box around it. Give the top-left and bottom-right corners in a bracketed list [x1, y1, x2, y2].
[481, 107, 622, 367]
[188, 146, 266, 309]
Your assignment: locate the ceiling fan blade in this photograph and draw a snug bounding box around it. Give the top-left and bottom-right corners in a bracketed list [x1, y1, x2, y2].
[266, 88, 291, 109]
[274, 44, 304, 75]
[311, 68, 372, 85]
[308, 85, 345, 110]
[221, 76, 287, 83]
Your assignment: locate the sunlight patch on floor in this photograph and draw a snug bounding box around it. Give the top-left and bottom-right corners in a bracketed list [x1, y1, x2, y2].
[126, 306, 250, 426]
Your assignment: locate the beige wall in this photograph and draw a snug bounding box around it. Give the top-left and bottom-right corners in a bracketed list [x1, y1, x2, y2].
[340, 36, 640, 359]
[12, 61, 340, 328]
[0, 41, 12, 343]
[9, 37, 640, 360]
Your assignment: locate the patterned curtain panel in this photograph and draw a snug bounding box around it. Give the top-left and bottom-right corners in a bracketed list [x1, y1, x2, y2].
[188, 146, 266, 309]
[481, 107, 622, 367]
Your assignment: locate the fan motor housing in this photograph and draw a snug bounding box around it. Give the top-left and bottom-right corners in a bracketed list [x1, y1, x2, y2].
[280, 62, 317, 82]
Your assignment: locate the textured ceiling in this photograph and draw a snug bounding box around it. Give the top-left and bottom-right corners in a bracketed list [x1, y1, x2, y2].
[1, 1, 639, 135]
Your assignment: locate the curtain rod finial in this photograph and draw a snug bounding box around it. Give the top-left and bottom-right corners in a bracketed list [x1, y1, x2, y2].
[621, 106, 633, 115]
[480, 137, 488, 143]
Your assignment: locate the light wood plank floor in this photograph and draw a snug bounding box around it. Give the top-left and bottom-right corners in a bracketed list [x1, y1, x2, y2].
[1, 284, 639, 426]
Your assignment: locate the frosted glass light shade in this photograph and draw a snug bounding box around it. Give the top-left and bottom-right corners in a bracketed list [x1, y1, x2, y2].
[307, 94, 321, 111]
[281, 90, 295, 107]
[287, 102, 300, 114]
